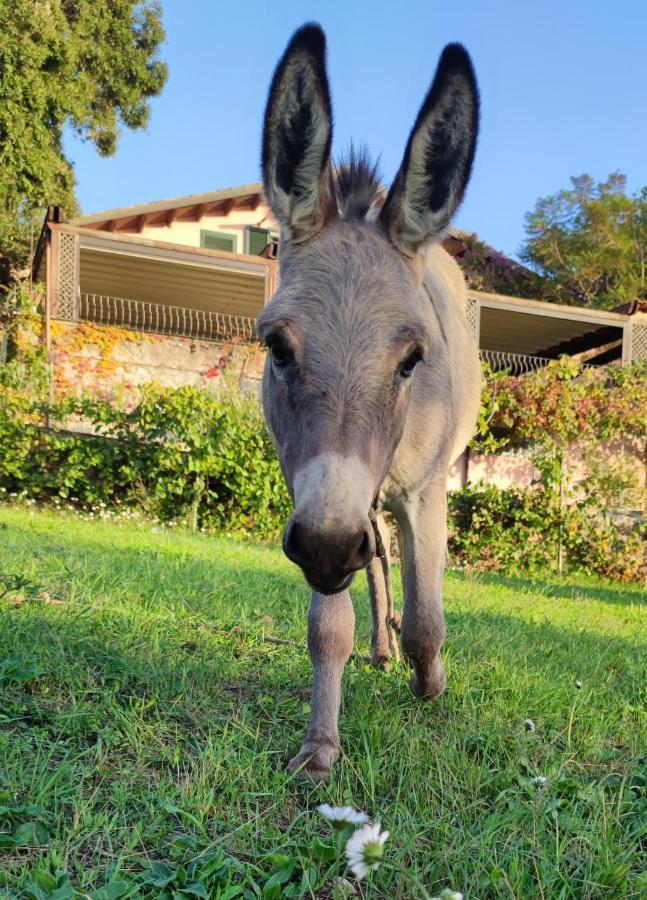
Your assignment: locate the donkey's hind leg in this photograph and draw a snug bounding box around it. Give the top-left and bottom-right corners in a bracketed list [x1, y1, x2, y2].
[367, 513, 400, 670]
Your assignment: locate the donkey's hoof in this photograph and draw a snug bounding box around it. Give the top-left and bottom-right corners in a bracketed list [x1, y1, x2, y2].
[410, 661, 446, 700]
[287, 742, 339, 783]
[389, 611, 402, 633]
[370, 652, 393, 672]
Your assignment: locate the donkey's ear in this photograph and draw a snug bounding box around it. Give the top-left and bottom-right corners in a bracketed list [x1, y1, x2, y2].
[262, 23, 337, 244]
[380, 44, 479, 256]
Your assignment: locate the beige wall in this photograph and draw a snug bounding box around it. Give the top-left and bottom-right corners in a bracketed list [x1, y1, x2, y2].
[447, 452, 538, 490]
[140, 204, 277, 251]
[447, 441, 644, 506]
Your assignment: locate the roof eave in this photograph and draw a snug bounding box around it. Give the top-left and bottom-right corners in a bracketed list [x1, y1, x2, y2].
[71, 182, 264, 227]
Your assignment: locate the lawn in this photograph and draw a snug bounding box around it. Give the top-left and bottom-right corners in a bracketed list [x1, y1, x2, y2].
[0, 507, 644, 899]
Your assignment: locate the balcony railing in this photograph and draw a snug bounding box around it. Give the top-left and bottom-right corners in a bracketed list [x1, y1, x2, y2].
[67, 293, 570, 374]
[77, 293, 258, 343]
[478, 349, 554, 375]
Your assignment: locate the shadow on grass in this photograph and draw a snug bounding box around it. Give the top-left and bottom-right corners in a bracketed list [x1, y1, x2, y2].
[1, 550, 643, 755]
[447, 569, 645, 608]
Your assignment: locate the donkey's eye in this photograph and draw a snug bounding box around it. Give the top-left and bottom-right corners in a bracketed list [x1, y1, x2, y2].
[399, 348, 423, 379]
[268, 336, 294, 369]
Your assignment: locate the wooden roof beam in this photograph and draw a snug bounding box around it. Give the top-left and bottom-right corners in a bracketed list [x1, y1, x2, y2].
[566, 338, 623, 365]
[190, 203, 208, 222]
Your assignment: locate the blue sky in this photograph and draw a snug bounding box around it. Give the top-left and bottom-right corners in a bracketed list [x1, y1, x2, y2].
[65, 0, 647, 260]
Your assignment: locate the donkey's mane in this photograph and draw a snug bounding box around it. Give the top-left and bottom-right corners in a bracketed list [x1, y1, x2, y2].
[334, 147, 385, 221]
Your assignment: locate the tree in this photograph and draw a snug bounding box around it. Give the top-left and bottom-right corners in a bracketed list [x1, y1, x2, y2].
[0, 0, 168, 267]
[520, 173, 647, 309]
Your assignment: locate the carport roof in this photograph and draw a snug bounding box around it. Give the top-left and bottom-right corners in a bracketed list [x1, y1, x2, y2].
[473, 290, 628, 359]
[40, 222, 638, 363]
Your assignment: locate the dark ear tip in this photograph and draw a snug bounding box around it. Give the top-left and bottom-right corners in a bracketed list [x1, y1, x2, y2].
[439, 42, 476, 73]
[287, 22, 327, 57]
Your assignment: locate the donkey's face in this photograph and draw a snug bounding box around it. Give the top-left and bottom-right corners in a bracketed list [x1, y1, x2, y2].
[257, 25, 478, 594]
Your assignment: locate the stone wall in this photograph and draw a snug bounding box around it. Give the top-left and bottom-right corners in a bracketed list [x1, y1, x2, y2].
[50, 320, 265, 400]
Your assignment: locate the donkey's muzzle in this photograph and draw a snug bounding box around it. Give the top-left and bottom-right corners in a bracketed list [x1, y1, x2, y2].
[282, 516, 375, 594]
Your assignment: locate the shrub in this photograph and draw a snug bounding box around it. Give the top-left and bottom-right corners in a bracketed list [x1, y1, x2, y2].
[0, 384, 292, 539]
[448, 483, 645, 582]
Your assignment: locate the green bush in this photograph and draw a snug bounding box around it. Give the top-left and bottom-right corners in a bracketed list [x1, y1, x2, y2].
[0, 384, 292, 539]
[448, 483, 645, 582]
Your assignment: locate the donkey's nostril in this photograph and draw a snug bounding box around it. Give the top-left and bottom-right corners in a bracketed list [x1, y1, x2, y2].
[282, 516, 375, 590]
[347, 524, 375, 572]
[283, 519, 308, 567]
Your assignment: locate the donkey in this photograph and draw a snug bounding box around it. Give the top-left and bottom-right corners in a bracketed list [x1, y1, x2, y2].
[256, 24, 481, 781]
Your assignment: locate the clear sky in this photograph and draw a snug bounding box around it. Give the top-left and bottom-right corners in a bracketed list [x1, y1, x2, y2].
[64, 0, 647, 260]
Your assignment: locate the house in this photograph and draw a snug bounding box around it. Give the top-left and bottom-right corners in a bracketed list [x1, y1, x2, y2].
[33, 184, 647, 368]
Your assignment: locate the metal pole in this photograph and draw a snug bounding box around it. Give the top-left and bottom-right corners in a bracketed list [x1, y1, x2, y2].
[45, 230, 53, 425]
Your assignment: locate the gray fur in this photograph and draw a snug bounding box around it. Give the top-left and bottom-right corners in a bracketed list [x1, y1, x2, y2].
[258, 26, 481, 781]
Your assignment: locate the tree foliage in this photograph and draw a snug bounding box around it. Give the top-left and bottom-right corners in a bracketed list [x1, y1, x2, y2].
[521, 173, 647, 309]
[0, 0, 167, 265]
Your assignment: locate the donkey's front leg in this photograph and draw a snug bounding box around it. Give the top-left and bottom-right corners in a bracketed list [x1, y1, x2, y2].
[287, 588, 355, 782]
[398, 482, 448, 699]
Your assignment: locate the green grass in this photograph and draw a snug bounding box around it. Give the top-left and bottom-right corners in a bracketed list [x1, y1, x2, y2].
[0, 506, 645, 899]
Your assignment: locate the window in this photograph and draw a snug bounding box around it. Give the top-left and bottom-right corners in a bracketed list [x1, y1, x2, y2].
[245, 226, 271, 255]
[200, 230, 237, 252]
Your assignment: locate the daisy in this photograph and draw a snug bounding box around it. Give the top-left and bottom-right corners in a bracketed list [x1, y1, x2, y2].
[345, 822, 389, 879]
[433, 891, 464, 900]
[316, 804, 369, 830]
[530, 775, 547, 787]
[524, 718, 536, 733]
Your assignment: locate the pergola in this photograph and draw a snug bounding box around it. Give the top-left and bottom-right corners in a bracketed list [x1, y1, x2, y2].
[34, 213, 277, 345]
[468, 290, 644, 369]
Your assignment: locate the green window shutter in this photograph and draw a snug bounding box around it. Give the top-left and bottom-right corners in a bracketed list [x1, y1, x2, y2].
[245, 226, 271, 255]
[200, 230, 237, 252]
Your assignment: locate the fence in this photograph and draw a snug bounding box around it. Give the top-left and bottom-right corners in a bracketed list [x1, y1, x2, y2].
[77, 293, 258, 343]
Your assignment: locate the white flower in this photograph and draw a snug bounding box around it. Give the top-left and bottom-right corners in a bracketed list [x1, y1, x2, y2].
[432, 891, 464, 900]
[524, 718, 536, 732]
[345, 822, 389, 879]
[575, 679, 582, 689]
[530, 775, 547, 787]
[316, 804, 369, 829]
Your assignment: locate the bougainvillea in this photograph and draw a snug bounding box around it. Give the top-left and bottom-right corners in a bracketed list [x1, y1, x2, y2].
[451, 232, 545, 299]
[473, 358, 647, 451]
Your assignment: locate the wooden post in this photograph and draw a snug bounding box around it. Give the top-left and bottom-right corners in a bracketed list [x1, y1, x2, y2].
[460, 446, 471, 488]
[264, 259, 278, 305]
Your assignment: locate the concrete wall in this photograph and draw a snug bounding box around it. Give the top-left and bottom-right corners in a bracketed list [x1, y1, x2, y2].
[448, 440, 644, 502]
